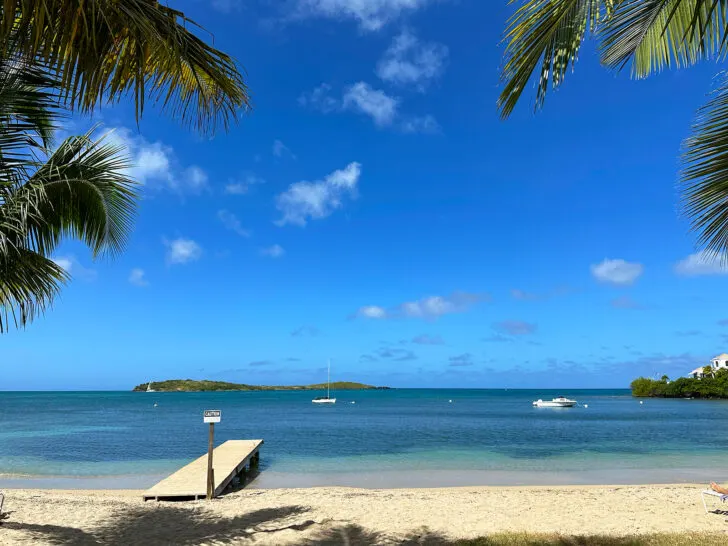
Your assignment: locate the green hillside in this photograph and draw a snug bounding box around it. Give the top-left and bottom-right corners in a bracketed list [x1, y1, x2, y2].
[630, 370, 728, 399]
[132, 379, 388, 392]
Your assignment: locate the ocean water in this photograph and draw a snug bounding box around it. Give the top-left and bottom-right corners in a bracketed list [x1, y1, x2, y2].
[1, 389, 727, 488]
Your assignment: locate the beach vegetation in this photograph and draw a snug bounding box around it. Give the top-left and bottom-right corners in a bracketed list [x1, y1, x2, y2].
[0, 1, 248, 333]
[631, 370, 728, 398]
[499, 1, 728, 256]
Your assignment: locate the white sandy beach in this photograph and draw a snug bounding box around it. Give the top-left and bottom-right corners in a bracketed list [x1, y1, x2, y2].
[1, 484, 727, 544]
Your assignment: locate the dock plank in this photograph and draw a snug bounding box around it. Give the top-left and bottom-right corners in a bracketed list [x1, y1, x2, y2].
[143, 439, 263, 500]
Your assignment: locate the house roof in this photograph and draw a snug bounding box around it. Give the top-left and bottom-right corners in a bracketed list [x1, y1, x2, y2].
[713, 353, 728, 360]
[691, 367, 705, 374]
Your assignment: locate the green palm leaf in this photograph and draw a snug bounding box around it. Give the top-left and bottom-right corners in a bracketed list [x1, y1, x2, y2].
[0, 247, 67, 333]
[2, 0, 250, 135]
[600, 0, 726, 76]
[681, 74, 728, 256]
[499, 0, 615, 118]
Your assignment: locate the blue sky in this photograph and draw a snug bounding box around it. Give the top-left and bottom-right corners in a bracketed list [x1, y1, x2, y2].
[4, 0, 728, 390]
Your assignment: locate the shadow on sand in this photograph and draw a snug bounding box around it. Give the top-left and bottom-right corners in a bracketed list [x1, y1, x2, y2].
[3, 503, 726, 545]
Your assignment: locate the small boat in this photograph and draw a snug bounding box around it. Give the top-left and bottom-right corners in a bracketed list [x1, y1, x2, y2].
[146, 382, 156, 393]
[532, 396, 576, 408]
[312, 359, 336, 404]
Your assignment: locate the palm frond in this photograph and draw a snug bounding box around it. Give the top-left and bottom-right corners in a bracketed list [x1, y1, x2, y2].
[0, 247, 67, 333]
[2, 0, 250, 135]
[601, 0, 727, 76]
[681, 73, 728, 256]
[2, 128, 139, 259]
[0, 53, 63, 185]
[499, 0, 614, 118]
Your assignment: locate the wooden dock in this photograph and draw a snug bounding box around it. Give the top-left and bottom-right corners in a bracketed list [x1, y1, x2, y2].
[143, 439, 263, 501]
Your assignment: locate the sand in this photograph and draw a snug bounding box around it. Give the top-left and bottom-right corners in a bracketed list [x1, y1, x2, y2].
[0, 484, 727, 545]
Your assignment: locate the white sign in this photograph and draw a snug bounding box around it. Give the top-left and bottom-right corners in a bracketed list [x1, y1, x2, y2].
[203, 409, 221, 424]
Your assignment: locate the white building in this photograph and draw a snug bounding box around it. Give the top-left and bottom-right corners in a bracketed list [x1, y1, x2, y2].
[691, 353, 728, 378]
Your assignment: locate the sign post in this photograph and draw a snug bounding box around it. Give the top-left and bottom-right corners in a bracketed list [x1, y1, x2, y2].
[203, 410, 221, 500]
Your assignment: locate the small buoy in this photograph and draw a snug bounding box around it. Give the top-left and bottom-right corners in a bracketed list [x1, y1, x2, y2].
[351, 401, 356, 404]
[640, 401, 644, 405]
[449, 399, 453, 403]
[584, 404, 588, 409]
[153, 403, 158, 408]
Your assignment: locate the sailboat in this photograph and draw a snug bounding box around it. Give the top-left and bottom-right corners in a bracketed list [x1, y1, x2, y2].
[312, 359, 336, 404]
[146, 382, 156, 393]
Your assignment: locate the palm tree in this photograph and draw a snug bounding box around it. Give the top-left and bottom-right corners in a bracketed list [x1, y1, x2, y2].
[1, 0, 251, 135]
[499, 1, 728, 256]
[0, 55, 136, 333]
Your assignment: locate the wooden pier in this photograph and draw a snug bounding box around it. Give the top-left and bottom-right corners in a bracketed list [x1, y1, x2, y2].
[143, 439, 263, 501]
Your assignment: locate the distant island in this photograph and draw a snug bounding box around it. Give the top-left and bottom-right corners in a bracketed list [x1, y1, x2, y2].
[133, 379, 390, 392]
[630, 372, 728, 399]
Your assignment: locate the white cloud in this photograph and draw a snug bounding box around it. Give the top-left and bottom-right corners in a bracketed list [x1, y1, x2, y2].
[342, 82, 399, 126]
[300, 82, 437, 132]
[225, 173, 265, 195]
[400, 114, 440, 134]
[51, 256, 96, 281]
[376, 29, 448, 89]
[102, 127, 207, 194]
[356, 292, 487, 320]
[128, 268, 149, 287]
[357, 305, 388, 319]
[590, 259, 644, 286]
[217, 210, 251, 237]
[211, 0, 239, 12]
[298, 83, 340, 113]
[183, 166, 208, 192]
[675, 251, 728, 276]
[261, 244, 285, 258]
[273, 139, 296, 159]
[165, 238, 202, 265]
[275, 162, 361, 226]
[295, 0, 434, 31]
[52, 257, 73, 272]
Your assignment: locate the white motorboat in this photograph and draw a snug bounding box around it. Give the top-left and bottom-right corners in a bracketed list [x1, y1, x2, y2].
[312, 359, 336, 404]
[146, 382, 156, 393]
[532, 396, 576, 408]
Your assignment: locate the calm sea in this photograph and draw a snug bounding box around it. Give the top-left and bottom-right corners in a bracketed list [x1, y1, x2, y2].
[1, 389, 727, 488]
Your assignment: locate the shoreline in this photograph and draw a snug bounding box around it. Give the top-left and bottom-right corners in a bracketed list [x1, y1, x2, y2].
[1, 484, 726, 544]
[2, 466, 726, 491]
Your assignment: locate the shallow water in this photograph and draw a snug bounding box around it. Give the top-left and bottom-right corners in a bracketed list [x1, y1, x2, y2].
[1, 389, 726, 488]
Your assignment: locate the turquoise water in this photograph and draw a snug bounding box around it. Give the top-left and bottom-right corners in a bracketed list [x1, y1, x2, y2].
[1, 389, 727, 487]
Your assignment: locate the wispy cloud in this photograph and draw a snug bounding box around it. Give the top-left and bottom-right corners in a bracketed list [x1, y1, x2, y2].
[217, 210, 251, 237]
[375, 347, 417, 361]
[482, 334, 514, 343]
[591, 259, 644, 286]
[275, 162, 361, 226]
[293, 0, 435, 31]
[164, 238, 202, 265]
[492, 320, 537, 336]
[249, 360, 273, 367]
[412, 334, 445, 345]
[261, 244, 286, 258]
[376, 29, 448, 90]
[675, 330, 701, 337]
[675, 251, 728, 276]
[273, 139, 296, 159]
[511, 289, 540, 301]
[128, 268, 149, 287]
[51, 256, 96, 281]
[299, 82, 437, 133]
[225, 173, 265, 195]
[291, 325, 320, 337]
[355, 292, 487, 320]
[449, 353, 474, 367]
[343, 82, 399, 126]
[102, 127, 207, 194]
